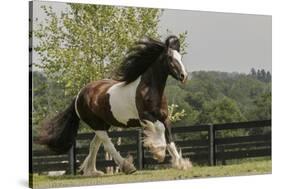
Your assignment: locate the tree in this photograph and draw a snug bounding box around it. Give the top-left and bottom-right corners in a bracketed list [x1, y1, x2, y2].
[254, 69, 271, 83]
[261, 69, 266, 82]
[34, 4, 161, 99]
[185, 91, 206, 111]
[32, 71, 67, 136]
[252, 92, 271, 120]
[250, 68, 257, 77]
[199, 97, 246, 124]
[266, 71, 271, 82]
[32, 71, 48, 136]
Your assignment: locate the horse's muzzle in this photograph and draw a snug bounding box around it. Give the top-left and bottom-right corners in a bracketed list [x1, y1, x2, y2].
[180, 73, 188, 84]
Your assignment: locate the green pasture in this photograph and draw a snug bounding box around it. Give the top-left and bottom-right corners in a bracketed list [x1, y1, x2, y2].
[31, 160, 271, 189]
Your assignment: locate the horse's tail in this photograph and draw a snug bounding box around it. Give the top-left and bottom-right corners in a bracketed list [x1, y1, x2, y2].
[36, 99, 80, 154]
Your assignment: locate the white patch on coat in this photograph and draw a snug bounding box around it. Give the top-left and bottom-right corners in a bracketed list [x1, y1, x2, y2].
[172, 50, 187, 77]
[107, 77, 141, 125]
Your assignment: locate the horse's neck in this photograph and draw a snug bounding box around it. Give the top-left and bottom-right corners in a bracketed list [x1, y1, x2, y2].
[142, 62, 168, 97]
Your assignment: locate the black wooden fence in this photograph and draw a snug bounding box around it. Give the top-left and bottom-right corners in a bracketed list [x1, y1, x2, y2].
[32, 120, 271, 175]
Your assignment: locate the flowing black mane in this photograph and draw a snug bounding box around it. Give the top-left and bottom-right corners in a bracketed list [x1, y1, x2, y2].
[116, 37, 166, 84]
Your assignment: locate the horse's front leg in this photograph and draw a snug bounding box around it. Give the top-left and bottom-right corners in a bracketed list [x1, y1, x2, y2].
[140, 115, 167, 162]
[164, 120, 192, 170]
[95, 131, 136, 174]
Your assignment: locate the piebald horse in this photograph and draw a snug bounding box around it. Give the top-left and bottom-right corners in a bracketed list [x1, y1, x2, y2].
[38, 35, 192, 176]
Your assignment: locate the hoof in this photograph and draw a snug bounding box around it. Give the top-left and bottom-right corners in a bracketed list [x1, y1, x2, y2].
[120, 158, 137, 174]
[172, 157, 192, 170]
[123, 165, 137, 175]
[83, 170, 104, 177]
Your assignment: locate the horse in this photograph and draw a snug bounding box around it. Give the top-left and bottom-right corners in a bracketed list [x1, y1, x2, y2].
[37, 35, 192, 176]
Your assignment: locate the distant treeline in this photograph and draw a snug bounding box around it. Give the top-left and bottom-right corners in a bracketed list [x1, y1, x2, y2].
[250, 68, 271, 83]
[165, 69, 271, 126]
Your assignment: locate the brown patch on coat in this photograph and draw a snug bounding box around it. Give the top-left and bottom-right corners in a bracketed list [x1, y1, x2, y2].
[135, 61, 169, 123]
[76, 80, 125, 130]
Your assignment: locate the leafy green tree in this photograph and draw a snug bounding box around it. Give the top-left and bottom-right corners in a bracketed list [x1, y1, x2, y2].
[32, 71, 48, 136]
[176, 104, 200, 126]
[185, 91, 206, 111]
[183, 71, 221, 100]
[32, 71, 67, 136]
[199, 97, 246, 124]
[252, 92, 271, 120]
[34, 4, 161, 99]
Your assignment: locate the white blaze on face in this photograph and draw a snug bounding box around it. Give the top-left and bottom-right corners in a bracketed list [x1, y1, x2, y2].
[107, 77, 141, 125]
[171, 50, 187, 79]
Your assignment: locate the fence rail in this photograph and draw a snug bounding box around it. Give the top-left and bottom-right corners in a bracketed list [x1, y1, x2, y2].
[32, 120, 271, 174]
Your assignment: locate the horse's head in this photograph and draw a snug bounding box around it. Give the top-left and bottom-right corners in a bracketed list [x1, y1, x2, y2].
[165, 36, 188, 83]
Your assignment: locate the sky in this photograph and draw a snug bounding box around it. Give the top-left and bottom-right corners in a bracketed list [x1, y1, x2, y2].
[158, 9, 271, 73]
[32, 1, 272, 73]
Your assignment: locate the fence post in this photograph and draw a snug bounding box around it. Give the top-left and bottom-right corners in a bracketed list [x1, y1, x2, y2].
[208, 124, 216, 166]
[68, 141, 76, 175]
[137, 129, 143, 170]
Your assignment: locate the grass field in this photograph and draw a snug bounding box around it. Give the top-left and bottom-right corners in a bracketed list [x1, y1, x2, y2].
[31, 160, 271, 189]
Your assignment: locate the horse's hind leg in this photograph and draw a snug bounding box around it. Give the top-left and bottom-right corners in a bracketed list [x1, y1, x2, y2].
[95, 130, 136, 174]
[79, 135, 104, 176]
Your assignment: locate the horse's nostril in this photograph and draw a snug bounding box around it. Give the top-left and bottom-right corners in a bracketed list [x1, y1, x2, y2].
[180, 73, 185, 80]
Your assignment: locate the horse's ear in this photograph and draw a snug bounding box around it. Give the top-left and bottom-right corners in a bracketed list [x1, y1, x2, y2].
[165, 35, 180, 52]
